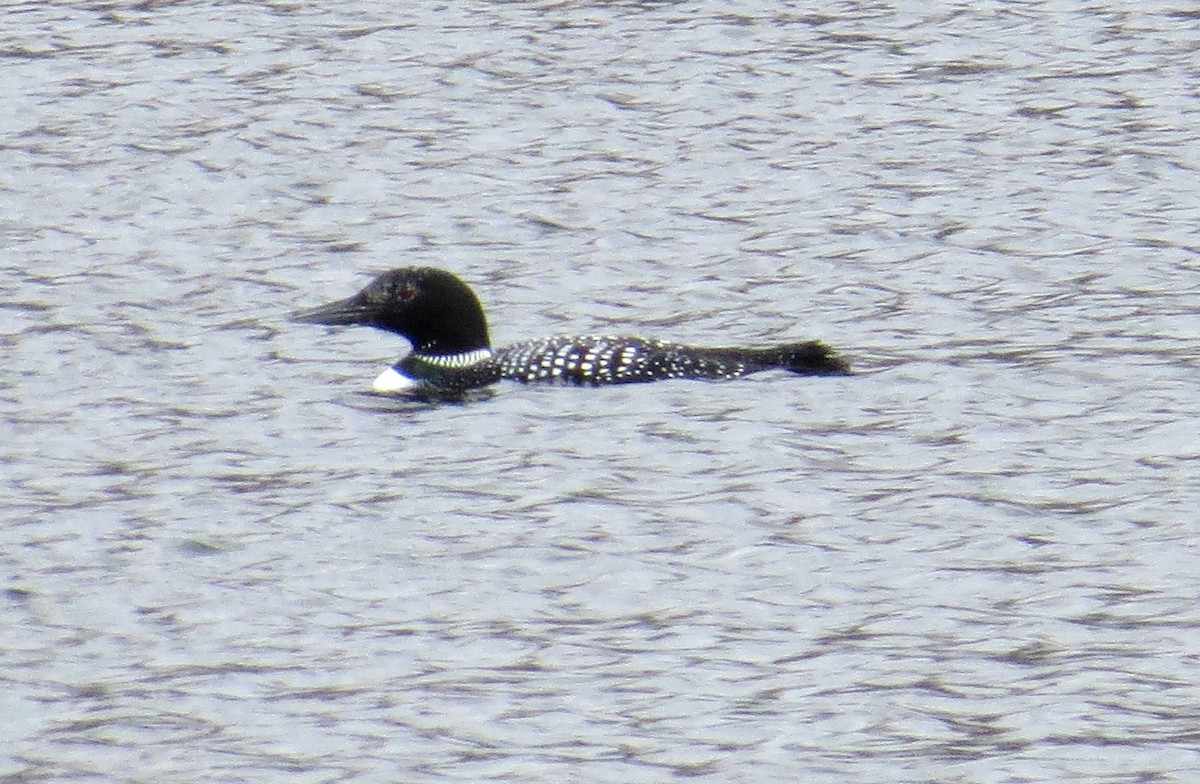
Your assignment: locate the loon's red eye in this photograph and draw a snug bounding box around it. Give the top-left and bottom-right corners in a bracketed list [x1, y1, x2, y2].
[397, 282, 417, 301]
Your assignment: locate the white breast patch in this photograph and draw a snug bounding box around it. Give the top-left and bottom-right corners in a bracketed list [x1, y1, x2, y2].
[372, 367, 420, 394]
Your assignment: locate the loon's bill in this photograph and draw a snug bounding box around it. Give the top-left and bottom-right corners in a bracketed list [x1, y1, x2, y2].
[292, 296, 377, 327]
[293, 267, 850, 396]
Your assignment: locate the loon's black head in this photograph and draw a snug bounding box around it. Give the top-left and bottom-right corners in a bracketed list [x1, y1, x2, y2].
[293, 267, 491, 354]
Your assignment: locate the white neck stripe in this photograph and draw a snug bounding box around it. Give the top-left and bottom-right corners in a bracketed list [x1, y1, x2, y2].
[413, 349, 493, 368]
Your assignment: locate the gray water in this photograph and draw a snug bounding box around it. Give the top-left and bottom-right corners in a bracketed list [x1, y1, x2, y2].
[3, 1, 1199, 782]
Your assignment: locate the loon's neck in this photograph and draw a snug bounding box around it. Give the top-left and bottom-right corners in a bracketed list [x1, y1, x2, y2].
[410, 348, 495, 368]
[373, 348, 501, 395]
[407, 333, 490, 356]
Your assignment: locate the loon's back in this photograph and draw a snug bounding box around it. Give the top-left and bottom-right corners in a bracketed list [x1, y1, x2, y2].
[293, 267, 851, 396]
[494, 335, 846, 386]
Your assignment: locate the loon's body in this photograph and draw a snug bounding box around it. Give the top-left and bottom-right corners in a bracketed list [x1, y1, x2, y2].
[293, 267, 850, 396]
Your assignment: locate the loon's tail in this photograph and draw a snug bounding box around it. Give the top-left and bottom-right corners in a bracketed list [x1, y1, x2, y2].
[762, 341, 851, 376]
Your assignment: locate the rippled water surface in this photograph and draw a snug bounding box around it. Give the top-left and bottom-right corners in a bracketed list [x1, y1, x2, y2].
[4, 2, 1199, 782]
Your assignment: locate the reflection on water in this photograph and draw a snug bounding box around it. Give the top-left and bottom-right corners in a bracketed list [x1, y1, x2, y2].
[3, 2, 1199, 782]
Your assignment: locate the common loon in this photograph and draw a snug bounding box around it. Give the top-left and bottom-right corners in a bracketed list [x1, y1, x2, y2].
[293, 267, 850, 396]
